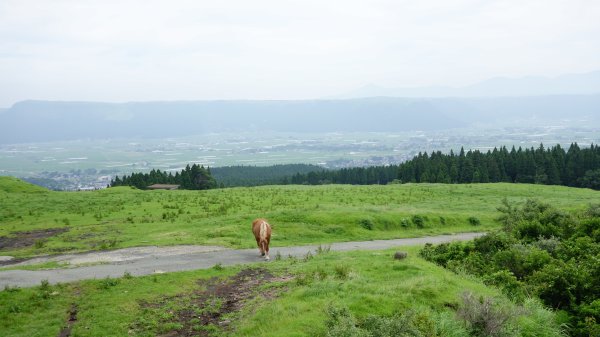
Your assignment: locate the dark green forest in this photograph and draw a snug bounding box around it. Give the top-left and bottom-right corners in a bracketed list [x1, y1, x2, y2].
[211, 164, 322, 187]
[290, 143, 600, 189]
[420, 199, 600, 336]
[110, 164, 216, 190]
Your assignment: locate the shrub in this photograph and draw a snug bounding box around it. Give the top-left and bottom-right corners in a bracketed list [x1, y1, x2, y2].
[411, 215, 426, 228]
[468, 216, 481, 226]
[473, 232, 515, 255]
[325, 305, 368, 337]
[585, 203, 600, 218]
[362, 313, 421, 337]
[457, 292, 514, 337]
[326, 306, 471, 337]
[492, 244, 552, 280]
[533, 236, 561, 256]
[482, 270, 525, 301]
[420, 242, 469, 268]
[359, 219, 374, 230]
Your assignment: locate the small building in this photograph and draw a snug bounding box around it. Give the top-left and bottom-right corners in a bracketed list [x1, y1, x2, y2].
[147, 184, 180, 190]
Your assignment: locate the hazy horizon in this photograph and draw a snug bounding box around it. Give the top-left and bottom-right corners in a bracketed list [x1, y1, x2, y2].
[1, 0, 600, 107]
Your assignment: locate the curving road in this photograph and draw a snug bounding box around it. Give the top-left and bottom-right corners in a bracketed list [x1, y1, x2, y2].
[0, 232, 484, 288]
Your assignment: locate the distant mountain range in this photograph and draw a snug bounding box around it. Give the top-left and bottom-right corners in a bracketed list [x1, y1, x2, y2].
[0, 95, 599, 144]
[336, 70, 600, 98]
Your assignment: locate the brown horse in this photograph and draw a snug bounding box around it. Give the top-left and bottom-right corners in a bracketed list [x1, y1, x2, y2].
[252, 218, 272, 260]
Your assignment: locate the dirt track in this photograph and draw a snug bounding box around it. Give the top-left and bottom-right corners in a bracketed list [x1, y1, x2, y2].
[0, 232, 484, 288]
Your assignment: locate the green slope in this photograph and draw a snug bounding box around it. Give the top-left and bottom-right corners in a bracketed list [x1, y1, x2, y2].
[0, 176, 48, 193]
[0, 179, 597, 259]
[0, 247, 565, 337]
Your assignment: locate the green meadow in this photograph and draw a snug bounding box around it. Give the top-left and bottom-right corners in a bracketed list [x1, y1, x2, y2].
[1, 177, 596, 336]
[0, 176, 597, 259]
[0, 247, 566, 337]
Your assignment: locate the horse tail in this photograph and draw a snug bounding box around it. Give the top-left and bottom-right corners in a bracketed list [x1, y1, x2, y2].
[259, 221, 269, 242]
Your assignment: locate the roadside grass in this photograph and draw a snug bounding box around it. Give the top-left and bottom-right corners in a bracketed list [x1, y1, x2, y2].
[0, 246, 564, 337]
[0, 261, 69, 271]
[1, 178, 597, 258]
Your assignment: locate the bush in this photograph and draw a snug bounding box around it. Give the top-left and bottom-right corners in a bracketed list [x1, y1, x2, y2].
[359, 219, 374, 231]
[419, 242, 469, 268]
[482, 270, 525, 301]
[457, 292, 514, 337]
[585, 203, 600, 218]
[362, 313, 422, 337]
[325, 305, 369, 337]
[473, 232, 515, 255]
[411, 215, 426, 228]
[468, 216, 481, 226]
[326, 306, 471, 337]
[492, 244, 552, 280]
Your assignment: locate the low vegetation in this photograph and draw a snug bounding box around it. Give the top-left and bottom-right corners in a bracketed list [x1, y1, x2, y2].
[420, 200, 600, 336]
[1, 177, 597, 336]
[1, 178, 597, 259]
[0, 246, 566, 337]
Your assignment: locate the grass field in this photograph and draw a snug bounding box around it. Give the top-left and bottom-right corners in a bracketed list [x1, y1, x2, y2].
[0, 246, 565, 337]
[1, 176, 597, 259]
[1, 177, 591, 336]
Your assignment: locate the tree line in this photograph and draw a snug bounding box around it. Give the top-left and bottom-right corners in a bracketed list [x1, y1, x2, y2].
[290, 143, 600, 190]
[211, 164, 322, 187]
[288, 165, 400, 185]
[110, 164, 216, 190]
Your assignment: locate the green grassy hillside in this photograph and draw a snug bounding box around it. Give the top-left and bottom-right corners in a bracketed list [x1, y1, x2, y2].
[0, 179, 591, 336]
[0, 176, 49, 193]
[0, 179, 597, 258]
[0, 247, 565, 337]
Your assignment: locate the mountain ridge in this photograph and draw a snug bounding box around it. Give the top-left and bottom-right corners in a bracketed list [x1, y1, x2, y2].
[336, 70, 600, 99]
[1, 95, 599, 144]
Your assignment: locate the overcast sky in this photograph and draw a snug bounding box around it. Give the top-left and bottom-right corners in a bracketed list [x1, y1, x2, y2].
[0, 0, 599, 107]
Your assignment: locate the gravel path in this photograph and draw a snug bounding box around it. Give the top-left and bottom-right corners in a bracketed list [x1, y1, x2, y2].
[0, 232, 484, 288]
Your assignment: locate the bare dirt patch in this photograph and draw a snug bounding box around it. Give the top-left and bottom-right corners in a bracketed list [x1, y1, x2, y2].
[0, 228, 69, 250]
[57, 304, 78, 337]
[136, 268, 292, 337]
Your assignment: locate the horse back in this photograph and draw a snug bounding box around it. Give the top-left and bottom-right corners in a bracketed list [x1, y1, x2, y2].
[252, 218, 271, 240]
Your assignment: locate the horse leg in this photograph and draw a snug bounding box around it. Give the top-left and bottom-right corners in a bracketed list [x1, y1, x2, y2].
[262, 241, 270, 260]
[256, 238, 264, 256]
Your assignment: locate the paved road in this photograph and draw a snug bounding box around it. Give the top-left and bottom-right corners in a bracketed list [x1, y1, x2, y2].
[0, 232, 484, 288]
